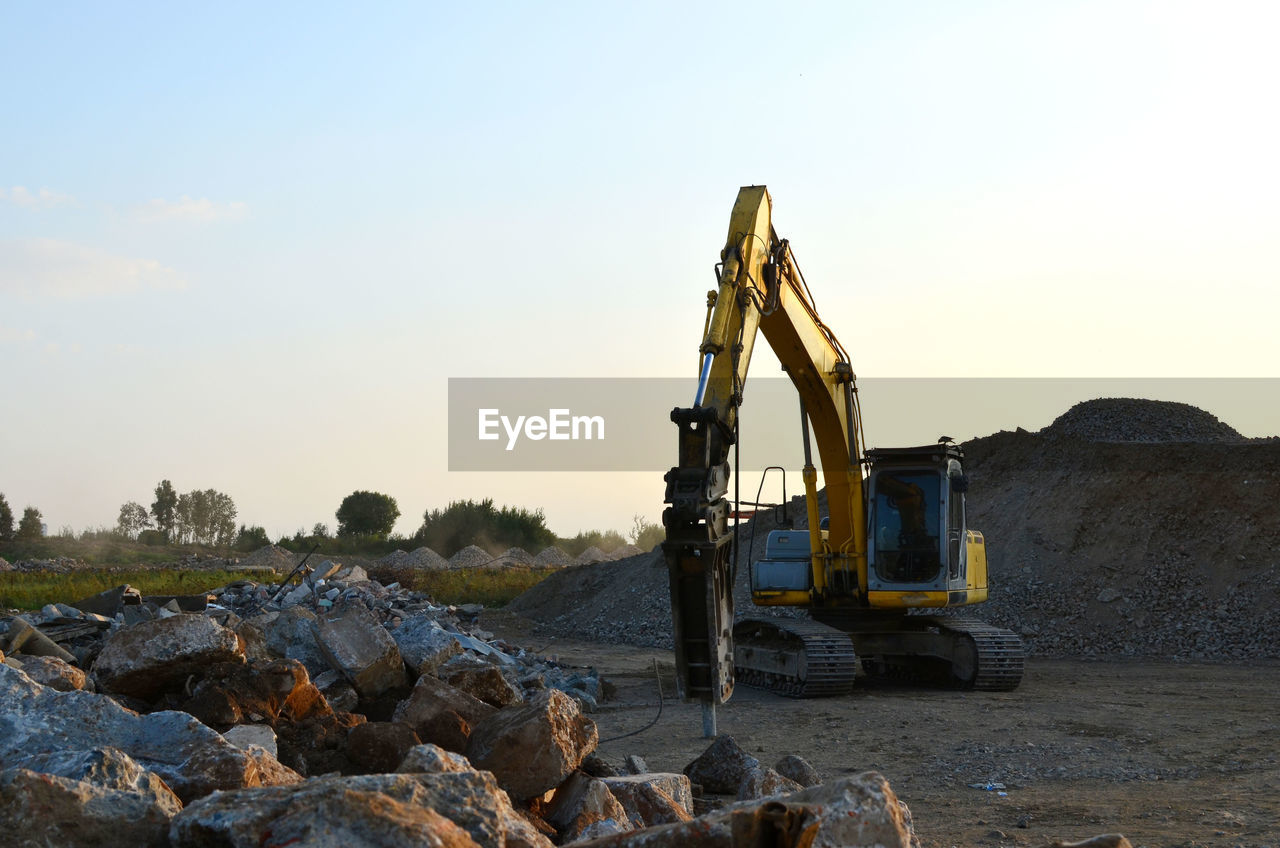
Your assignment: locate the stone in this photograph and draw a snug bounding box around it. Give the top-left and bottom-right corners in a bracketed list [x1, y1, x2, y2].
[282, 583, 313, 607]
[275, 711, 367, 777]
[397, 743, 473, 774]
[170, 770, 553, 848]
[546, 771, 633, 842]
[1044, 837, 1134, 848]
[257, 606, 330, 679]
[315, 668, 361, 712]
[308, 559, 343, 584]
[683, 735, 760, 795]
[419, 708, 473, 753]
[393, 615, 464, 676]
[312, 601, 408, 697]
[581, 754, 619, 777]
[93, 613, 245, 701]
[16, 654, 91, 691]
[394, 674, 497, 735]
[602, 773, 694, 828]
[774, 754, 821, 787]
[182, 658, 331, 729]
[736, 766, 804, 800]
[244, 744, 304, 786]
[466, 689, 598, 800]
[624, 754, 649, 775]
[232, 619, 271, 661]
[348, 721, 423, 774]
[0, 664, 292, 803]
[0, 747, 183, 848]
[335, 564, 368, 583]
[562, 772, 914, 848]
[444, 658, 524, 707]
[224, 724, 279, 757]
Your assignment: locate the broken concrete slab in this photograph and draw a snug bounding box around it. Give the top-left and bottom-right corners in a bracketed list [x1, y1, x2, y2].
[170, 770, 553, 848]
[70, 584, 142, 618]
[736, 765, 804, 800]
[546, 770, 634, 843]
[93, 613, 245, 701]
[2, 617, 77, 663]
[601, 773, 694, 828]
[682, 734, 760, 795]
[393, 615, 464, 676]
[0, 747, 183, 848]
[311, 601, 407, 698]
[394, 673, 497, 733]
[14, 654, 91, 692]
[466, 689, 598, 801]
[444, 659, 524, 708]
[0, 663, 292, 803]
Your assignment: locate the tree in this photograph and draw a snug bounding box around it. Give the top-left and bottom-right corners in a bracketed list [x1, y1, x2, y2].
[0, 493, 13, 542]
[16, 507, 44, 540]
[116, 501, 153, 540]
[630, 514, 664, 551]
[336, 491, 400, 539]
[234, 524, 270, 552]
[151, 480, 178, 541]
[413, 498, 555, 557]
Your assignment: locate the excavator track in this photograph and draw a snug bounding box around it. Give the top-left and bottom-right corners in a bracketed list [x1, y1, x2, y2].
[833, 613, 1024, 691]
[732, 617, 858, 698]
[923, 616, 1024, 691]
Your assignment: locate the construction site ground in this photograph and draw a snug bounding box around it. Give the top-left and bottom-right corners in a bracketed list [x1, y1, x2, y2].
[485, 609, 1280, 848]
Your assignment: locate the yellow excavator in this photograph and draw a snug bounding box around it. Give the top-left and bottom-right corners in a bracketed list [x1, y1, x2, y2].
[662, 186, 1023, 716]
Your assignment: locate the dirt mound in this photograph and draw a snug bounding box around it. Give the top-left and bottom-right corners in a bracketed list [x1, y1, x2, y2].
[512, 402, 1280, 660]
[1042, 397, 1244, 443]
[237, 545, 297, 572]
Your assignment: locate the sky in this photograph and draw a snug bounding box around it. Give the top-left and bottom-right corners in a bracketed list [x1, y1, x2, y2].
[2, 1, 1278, 541]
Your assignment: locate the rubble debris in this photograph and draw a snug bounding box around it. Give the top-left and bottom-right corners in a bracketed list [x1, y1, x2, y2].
[394, 614, 465, 676]
[546, 770, 634, 842]
[0, 747, 183, 848]
[7, 653, 90, 691]
[311, 600, 408, 698]
[1, 616, 78, 663]
[93, 614, 245, 701]
[466, 689, 599, 800]
[444, 656, 525, 707]
[736, 765, 804, 800]
[1042, 398, 1244, 443]
[773, 753, 821, 787]
[600, 773, 694, 829]
[683, 735, 760, 795]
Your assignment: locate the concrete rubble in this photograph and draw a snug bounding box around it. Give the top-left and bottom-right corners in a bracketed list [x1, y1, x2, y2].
[0, 555, 1134, 847]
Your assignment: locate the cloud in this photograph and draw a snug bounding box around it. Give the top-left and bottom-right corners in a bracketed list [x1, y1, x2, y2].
[0, 238, 186, 300]
[138, 195, 248, 222]
[1, 186, 75, 208]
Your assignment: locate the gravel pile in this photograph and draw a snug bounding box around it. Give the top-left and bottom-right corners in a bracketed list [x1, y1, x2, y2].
[496, 547, 534, 565]
[449, 545, 496, 569]
[532, 546, 573, 567]
[608, 545, 644, 560]
[407, 547, 449, 569]
[574, 546, 609, 565]
[1042, 398, 1245, 443]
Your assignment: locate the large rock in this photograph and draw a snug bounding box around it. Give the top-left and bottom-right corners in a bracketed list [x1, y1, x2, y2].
[274, 710, 367, 777]
[736, 765, 804, 800]
[397, 743, 473, 775]
[348, 721, 422, 774]
[93, 613, 245, 701]
[171, 770, 553, 848]
[182, 658, 331, 729]
[546, 771, 633, 842]
[394, 674, 497, 738]
[312, 601, 408, 697]
[16, 654, 91, 691]
[0, 664, 291, 803]
[601, 774, 694, 828]
[444, 658, 524, 707]
[774, 754, 821, 787]
[565, 772, 915, 848]
[255, 606, 330, 679]
[393, 615, 463, 676]
[683, 734, 760, 795]
[0, 747, 183, 848]
[466, 689, 597, 800]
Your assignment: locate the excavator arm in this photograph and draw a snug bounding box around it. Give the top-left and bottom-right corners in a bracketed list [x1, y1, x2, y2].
[662, 185, 868, 708]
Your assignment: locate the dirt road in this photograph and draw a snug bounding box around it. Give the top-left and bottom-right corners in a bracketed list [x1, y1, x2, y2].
[486, 611, 1280, 848]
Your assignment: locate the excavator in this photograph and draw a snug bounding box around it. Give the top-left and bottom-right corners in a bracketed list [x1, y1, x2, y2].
[662, 186, 1023, 718]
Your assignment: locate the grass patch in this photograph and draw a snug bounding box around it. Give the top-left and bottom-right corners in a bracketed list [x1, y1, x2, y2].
[0, 569, 277, 611]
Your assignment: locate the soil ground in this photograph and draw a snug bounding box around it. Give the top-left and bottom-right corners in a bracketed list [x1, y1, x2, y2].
[485, 610, 1280, 848]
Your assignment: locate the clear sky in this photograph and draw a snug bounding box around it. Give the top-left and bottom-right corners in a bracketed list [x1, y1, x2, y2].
[2, 1, 1278, 540]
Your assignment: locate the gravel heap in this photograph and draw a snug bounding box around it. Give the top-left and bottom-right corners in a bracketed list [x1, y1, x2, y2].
[608, 545, 644, 560]
[448, 545, 496, 569]
[1042, 398, 1245, 443]
[496, 547, 534, 565]
[574, 546, 609, 565]
[532, 546, 573, 567]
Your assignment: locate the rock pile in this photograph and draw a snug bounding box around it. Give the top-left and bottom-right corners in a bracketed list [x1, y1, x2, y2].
[1041, 397, 1246, 443]
[0, 562, 977, 847]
